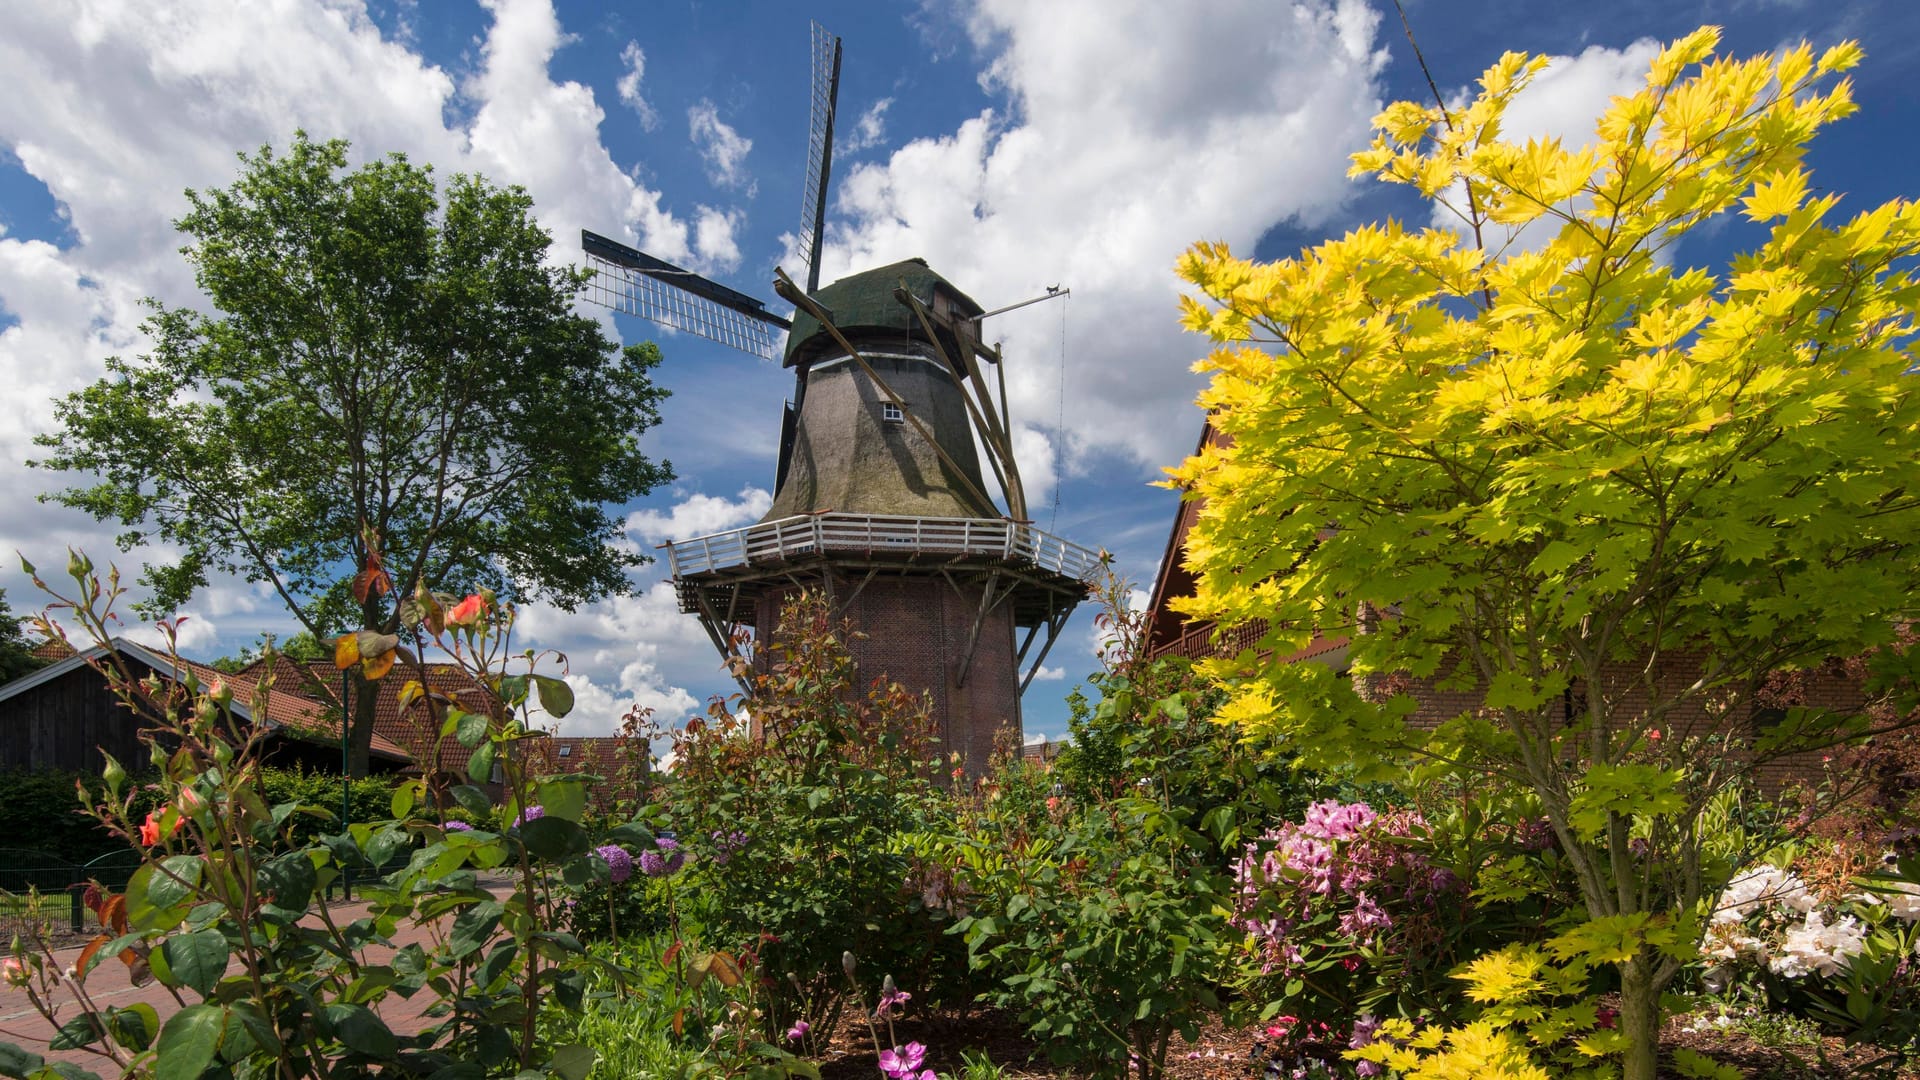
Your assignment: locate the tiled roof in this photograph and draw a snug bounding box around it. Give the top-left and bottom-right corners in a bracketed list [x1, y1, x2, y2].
[0, 639, 410, 762]
[28, 639, 75, 662]
[528, 736, 631, 777]
[255, 660, 499, 778]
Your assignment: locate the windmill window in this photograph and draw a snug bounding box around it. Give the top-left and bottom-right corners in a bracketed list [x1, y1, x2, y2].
[881, 402, 905, 424]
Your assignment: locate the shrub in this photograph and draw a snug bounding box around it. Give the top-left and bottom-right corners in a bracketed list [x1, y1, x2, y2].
[951, 790, 1227, 1080]
[662, 592, 968, 1045]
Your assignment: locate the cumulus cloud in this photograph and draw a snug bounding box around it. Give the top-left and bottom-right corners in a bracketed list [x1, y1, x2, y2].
[818, 0, 1388, 473]
[688, 99, 754, 192]
[514, 579, 719, 735]
[625, 486, 773, 544]
[0, 0, 733, 730]
[693, 205, 745, 272]
[843, 97, 893, 152]
[616, 40, 660, 131]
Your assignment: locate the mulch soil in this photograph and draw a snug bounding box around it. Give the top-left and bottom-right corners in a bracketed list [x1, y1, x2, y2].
[814, 1004, 1920, 1080]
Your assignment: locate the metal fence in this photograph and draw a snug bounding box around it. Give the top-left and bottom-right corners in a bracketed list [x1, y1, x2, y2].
[0, 848, 145, 934]
[663, 512, 1107, 582]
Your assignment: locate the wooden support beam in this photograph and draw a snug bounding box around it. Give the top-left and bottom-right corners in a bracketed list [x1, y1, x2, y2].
[692, 590, 755, 698]
[955, 573, 1014, 688]
[1020, 606, 1072, 694]
[895, 284, 1026, 520]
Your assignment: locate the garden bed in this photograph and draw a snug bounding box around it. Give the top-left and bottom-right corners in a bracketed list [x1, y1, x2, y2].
[811, 1005, 1920, 1080]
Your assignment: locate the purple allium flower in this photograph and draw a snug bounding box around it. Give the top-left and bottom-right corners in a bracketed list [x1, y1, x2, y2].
[514, 805, 545, 826]
[710, 829, 748, 865]
[596, 844, 634, 884]
[638, 837, 685, 877]
[786, 1020, 810, 1043]
[877, 1043, 926, 1080]
[445, 820, 473, 832]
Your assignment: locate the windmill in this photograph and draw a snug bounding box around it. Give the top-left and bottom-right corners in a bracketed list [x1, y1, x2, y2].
[579, 23, 1101, 775]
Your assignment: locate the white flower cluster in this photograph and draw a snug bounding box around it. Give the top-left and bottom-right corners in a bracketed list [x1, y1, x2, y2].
[1705, 863, 1920, 980]
[1768, 910, 1868, 978]
[1713, 865, 1816, 923]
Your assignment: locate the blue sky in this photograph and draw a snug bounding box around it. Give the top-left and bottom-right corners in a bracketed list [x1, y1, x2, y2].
[1, 0, 1915, 744]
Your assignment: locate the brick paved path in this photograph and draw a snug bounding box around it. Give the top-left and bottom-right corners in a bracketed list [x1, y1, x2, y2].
[0, 875, 514, 1075]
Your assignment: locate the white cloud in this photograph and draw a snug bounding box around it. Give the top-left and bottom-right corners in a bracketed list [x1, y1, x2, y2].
[693, 205, 745, 272]
[0, 0, 734, 736]
[514, 579, 718, 735]
[819, 0, 1388, 473]
[1028, 664, 1066, 682]
[688, 99, 754, 192]
[625, 486, 773, 544]
[616, 41, 660, 131]
[843, 98, 893, 152]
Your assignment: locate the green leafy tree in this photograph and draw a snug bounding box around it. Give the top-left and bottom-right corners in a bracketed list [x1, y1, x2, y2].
[209, 631, 330, 675]
[1174, 29, 1920, 1080]
[34, 135, 672, 774]
[0, 588, 45, 683]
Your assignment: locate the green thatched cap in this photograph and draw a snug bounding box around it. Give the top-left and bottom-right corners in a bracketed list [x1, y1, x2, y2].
[784, 258, 983, 369]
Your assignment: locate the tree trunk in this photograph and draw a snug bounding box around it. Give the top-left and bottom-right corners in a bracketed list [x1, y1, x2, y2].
[349, 670, 379, 778]
[1619, 955, 1661, 1080]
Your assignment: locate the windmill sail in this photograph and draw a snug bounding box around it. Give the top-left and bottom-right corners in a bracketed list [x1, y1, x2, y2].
[580, 230, 790, 361]
[797, 22, 842, 293]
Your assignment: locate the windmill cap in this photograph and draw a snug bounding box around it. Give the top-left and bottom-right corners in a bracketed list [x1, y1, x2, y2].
[784, 257, 984, 369]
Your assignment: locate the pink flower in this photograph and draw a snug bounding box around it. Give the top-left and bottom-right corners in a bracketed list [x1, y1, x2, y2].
[2, 958, 28, 987]
[786, 1020, 810, 1043]
[448, 593, 488, 628]
[878, 1042, 927, 1079]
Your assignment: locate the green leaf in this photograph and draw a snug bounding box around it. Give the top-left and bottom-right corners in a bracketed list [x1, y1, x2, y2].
[154, 1004, 226, 1080]
[536, 778, 588, 823]
[450, 784, 493, 817]
[455, 709, 490, 749]
[1568, 764, 1686, 837]
[467, 741, 496, 787]
[548, 1043, 595, 1080]
[125, 858, 200, 932]
[159, 930, 229, 997]
[532, 675, 575, 718]
[517, 816, 589, 861]
[259, 850, 317, 911]
[323, 1004, 397, 1058]
[391, 782, 417, 820]
[602, 820, 656, 848]
[47, 1016, 100, 1052]
[0, 1042, 41, 1080]
[108, 1003, 160, 1053]
[449, 900, 503, 960]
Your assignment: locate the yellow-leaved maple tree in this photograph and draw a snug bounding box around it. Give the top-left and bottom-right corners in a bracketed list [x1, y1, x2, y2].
[1173, 27, 1920, 1080]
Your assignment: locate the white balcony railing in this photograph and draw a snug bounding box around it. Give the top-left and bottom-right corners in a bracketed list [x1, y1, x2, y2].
[662, 512, 1104, 583]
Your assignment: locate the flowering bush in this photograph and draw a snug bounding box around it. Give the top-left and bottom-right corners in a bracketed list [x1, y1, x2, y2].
[1703, 848, 1920, 1062]
[1230, 799, 1472, 1026]
[663, 592, 967, 1047]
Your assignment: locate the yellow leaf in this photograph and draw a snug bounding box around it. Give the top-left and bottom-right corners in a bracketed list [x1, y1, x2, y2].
[361, 649, 395, 682]
[333, 633, 359, 670]
[1743, 166, 1806, 221]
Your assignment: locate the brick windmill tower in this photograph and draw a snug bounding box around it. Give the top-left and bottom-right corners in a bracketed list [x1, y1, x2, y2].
[579, 24, 1101, 774]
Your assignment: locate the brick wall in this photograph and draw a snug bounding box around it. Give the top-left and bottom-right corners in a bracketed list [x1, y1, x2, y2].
[754, 574, 1022, 778]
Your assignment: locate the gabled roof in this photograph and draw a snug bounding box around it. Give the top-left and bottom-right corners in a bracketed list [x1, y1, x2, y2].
[0, 639, 411, 763]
